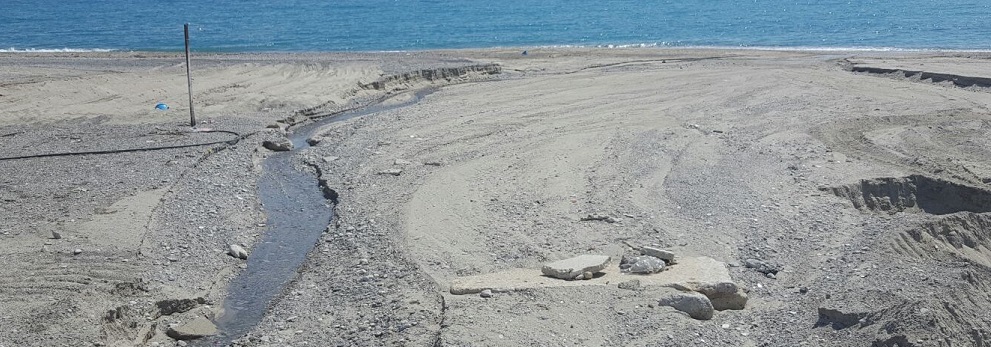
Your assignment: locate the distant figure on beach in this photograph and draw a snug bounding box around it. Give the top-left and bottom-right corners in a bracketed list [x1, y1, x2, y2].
[522, 50, 528, 56]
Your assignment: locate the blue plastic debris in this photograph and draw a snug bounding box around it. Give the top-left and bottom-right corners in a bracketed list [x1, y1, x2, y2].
[155, 103, 169, 110]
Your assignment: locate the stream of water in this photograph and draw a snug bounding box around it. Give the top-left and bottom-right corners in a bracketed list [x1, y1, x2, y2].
[196, 90, 433, 345]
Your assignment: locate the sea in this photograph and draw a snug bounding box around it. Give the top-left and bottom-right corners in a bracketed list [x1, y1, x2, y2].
[3, 0, 991, 52]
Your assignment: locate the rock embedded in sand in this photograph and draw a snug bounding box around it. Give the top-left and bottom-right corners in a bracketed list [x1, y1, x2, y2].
[228, 244, 249, 260]
[322, 156, 339, 163]
[480, 289, 493, 298]
[166, 316, 217, 340]
[377, 168, 403, 176]
[541, 254, 610, 280]
[306, 137, 322, 146]
[394, 158, 412, 165]
[658, 291, 714, 320]
[580, 214, 617, 223]
[262, 139, 293, 152]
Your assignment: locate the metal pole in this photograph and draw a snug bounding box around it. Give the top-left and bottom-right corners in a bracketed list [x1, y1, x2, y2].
[184, 23, 196, 127]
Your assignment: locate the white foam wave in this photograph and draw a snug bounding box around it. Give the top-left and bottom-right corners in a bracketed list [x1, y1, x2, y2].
[0, 47, 117, 53]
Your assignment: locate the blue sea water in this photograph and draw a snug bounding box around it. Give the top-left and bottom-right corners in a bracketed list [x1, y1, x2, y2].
[3, 0, 991, 52]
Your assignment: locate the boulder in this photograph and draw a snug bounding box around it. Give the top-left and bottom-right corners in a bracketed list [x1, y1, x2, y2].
[541, 255, 610, 280]
[690, 281, 748, 310]
[658, 291, 714, 320]
[262, 139, 293, 152]
[166, 316, 217, 340]
[228, 244, 249, 260]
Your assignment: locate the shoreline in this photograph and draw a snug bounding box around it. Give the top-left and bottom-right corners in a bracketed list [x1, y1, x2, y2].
[5, 45, 991, 58]
[3, 49, 991, 346]
[7, 43, 991, 55]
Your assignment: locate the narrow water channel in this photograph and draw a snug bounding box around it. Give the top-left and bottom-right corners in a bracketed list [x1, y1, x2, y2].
[197, 90, 433, 345]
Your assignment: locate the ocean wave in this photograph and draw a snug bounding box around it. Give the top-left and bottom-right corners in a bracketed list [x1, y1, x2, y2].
[0, 47, 117, 53]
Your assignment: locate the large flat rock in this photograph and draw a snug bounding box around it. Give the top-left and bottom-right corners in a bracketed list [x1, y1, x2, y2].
[166, 316, 217, 340]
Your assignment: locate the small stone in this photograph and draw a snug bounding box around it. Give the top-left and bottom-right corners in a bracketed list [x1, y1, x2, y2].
[424, 161, 443, 166]
[582, 271, 593, 280]
[377, 168, 403, 176]
[51, 231, 62, 240]
[73, 249, 82, 255]
[394, 159, 412, 165]
[640, 246, 675, 262]
[658, 292, 714, 320]
[541, 255, 611, 280]
[479, 289, 493, 298]
[323, 156, 339, 163]
[306, 137, 322, 146]
[228, 244, 249, 260]
[166, 316, 217, 340]
[766, 272, 776, 279]
[262, 139, 293, 152]
[176, 341, 188, 347]
[799, 287, 809, 294]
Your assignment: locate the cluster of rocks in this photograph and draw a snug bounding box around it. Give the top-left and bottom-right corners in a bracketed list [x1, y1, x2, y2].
[743, 258, 781, 278]
[620, 246, 676, 274]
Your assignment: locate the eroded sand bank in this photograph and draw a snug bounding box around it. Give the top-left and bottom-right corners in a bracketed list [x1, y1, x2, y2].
[2, 49, 991, 347]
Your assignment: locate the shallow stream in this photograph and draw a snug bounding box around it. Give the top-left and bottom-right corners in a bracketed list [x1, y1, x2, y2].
[196, 91, 431, 345]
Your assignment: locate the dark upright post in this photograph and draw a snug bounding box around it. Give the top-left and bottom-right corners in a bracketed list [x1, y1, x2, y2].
[184, 23, 196, 127]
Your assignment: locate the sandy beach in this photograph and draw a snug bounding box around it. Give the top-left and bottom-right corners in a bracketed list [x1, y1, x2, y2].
[3, 48, 991, 347]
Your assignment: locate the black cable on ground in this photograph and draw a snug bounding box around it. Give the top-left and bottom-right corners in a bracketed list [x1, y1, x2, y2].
[0, 129, 250, 161]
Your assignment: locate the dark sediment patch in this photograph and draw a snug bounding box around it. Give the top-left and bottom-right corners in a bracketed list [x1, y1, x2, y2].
[850, 65, 991, 89]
